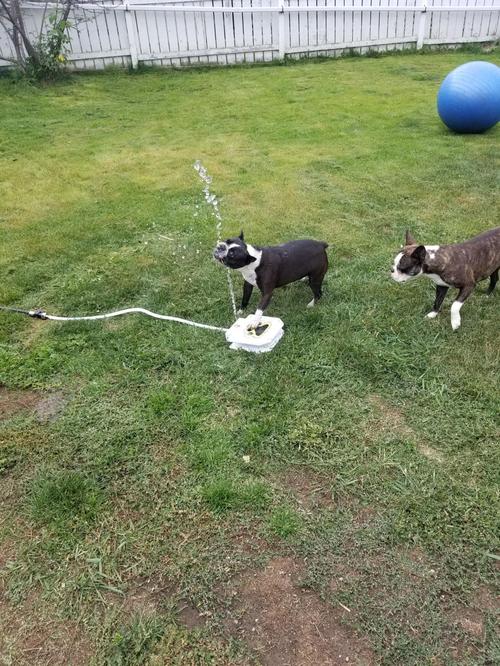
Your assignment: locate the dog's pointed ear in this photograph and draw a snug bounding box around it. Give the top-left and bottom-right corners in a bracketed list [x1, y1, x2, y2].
[239, 230, 244, 241]
[412, 245, 426, 264]
[405, 230, 417, 246]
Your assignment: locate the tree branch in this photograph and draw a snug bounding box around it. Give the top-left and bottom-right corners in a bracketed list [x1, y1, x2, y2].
[54, 0, 73, 53]
[8, 0, 40, 61]
[38, 0, 50, 42]
[0, 0, 76, 74]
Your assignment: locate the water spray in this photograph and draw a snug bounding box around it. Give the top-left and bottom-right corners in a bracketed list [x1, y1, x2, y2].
[193, 160, 237, 319]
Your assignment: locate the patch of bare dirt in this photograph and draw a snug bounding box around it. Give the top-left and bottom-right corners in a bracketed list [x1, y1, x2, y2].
[104, 319, 126, 332]
[0, 386, 66, 423]
[34, 393, 66, 422]
[0, 592, 93, 666]
[119, 574, 174, 617]
[405, 546, 428, 565]
[279, 469, 334, 510]
[177, 599, 208, 630]
[436, 584, 499, 662]
[445, 585, 499, 652]
[367, 395, 444, 463]
[230, 525, 271, 556]
[352, 506, 377, 527]
[222, 557, 374, 665]
[450, 609, 484, 638]
[109, 573, 207, 630]
[0, 387, 39, 419]
[0, 475, 20, 504]
[0, 539, 16, 571]
[325, 546, 495, 663]
[416, 444, 444, 463]
[471, 585, 499, 613]
[367, 395, 411, 435]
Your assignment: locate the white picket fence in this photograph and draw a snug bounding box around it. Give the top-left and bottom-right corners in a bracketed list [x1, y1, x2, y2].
[1, 1, 499, 70]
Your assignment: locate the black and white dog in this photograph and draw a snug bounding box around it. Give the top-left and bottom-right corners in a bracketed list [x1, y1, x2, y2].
[213, 233, 329, 329]
[391, 228, 500, 330]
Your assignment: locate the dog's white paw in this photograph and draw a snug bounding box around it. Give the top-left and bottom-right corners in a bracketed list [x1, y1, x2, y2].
[237, 309, 244, 316]
[426, 311, 439, 319]
[246, 310, 263, 330]
[306, 299, 315, 309]
[450, 301, 463, 330]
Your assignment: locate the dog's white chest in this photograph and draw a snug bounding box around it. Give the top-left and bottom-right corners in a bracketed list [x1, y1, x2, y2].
[426, 273, 450, 287]
[237, 265, 258, 286]
[236, 247, 262, 287]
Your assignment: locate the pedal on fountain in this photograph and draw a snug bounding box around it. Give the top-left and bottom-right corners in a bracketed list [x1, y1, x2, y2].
[225, 315, 284, 353]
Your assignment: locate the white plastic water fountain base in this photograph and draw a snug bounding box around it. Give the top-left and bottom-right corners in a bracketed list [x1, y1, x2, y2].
[225, 315, 284, 353]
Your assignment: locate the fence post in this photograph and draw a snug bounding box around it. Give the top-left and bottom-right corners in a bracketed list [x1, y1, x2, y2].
[416, 1, 427, 50]
[124, 1, 139, 69]
[278, 1, 286, 59]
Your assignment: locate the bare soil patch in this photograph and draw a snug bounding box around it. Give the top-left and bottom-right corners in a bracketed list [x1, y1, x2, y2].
[110, 573, 207, 630]
[368, 395, 444, 462]
[222, 556, 374, 665]
[444, 585, 499, 659]
[279, 469, 335, 510]
[351, 506, 377, 527]
[34, 393, 67, 422]
[0, 387, 39, 419]
[0, 386, 66, 423]
[471, 586, 499, 614]
[328, 545, 496, 664]
[177, 598, 208, 630]
[230, 522, 272, 556]
[0, 539, 16, 571]
[120, 574, 174, 617]
[450, 608, 485, 638]
[0, 591, 93, 666]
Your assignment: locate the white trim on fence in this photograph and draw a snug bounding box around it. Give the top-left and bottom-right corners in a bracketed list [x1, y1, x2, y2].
[1, 1, 499, 70]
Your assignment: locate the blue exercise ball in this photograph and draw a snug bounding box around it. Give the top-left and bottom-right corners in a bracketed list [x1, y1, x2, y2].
[437, 61, 500, 133]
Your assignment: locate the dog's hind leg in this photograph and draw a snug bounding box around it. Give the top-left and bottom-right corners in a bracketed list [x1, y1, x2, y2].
[307, 262, 328, 308]
[486, 269, 498, 296]
[450, 285, 474, 330]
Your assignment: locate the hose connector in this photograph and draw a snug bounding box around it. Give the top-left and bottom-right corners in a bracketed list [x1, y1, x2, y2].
[28, 309, 48, 320]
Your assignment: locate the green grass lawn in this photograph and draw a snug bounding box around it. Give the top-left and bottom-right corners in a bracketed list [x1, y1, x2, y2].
[0, 50, 499, 665]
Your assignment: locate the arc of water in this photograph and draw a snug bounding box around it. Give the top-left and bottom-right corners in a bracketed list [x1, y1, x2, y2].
[194, 161, 237, 318]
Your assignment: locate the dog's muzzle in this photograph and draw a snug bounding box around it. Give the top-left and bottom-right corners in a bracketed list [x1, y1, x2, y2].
[213, 244, 228, 264]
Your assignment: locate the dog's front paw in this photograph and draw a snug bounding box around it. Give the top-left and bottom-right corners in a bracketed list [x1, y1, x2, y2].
[247, 310, 263, 330]
[306, 299, 315, 309]
[426, 311, 439, 319]
[450, 302, 463, 331]
[237, 309, 244, 316]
